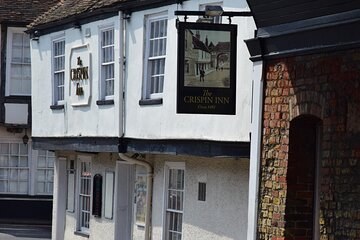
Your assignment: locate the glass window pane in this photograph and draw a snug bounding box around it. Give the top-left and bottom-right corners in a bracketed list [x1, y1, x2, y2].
[19, 170, 28, 180]
[0, 181, 7, 192]
[155, 20, 159, 38]
[19, 181, 28, 193]
[0, 143, 9, 154]
[10, 143, 19, 155]
[38, 157, 46, 168]
[105, 79, 114, 96]
[24, 46, 31, 63]
[0, 169, 8, 179]
[10, 64, 21, 79]
[38, 150, 46, 156]
[10, 157, 18, 167]
[0, 156, 9, 167]
[149, 40, 154, 57]
[159, 20, 165, 37]
[47, 157, 55, 168]
[12, 46, 22, 62]
[38, 170, 46, 181]
[19, 157, 28, 167]
[9, 181, 17, 192]
[47, 182, 54, 194]
[37, 182, 45, 193]
[22, 80, 31, 95]
[150, 21, 155, 39]
[10, 169, 18, 180]
[12, 33, 23, 45]
[47, 170, 54, 181]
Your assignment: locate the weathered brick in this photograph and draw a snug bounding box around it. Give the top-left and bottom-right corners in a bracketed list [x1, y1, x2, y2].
[258, 49, 360, 240]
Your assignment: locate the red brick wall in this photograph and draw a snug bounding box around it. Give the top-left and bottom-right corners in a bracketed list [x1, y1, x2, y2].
[258, 48, 360, 240]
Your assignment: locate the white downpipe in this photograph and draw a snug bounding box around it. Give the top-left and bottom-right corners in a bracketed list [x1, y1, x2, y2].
[118, 11, 153, 240]
[119, 153, 153, 240]
[119, 11, 126, 136]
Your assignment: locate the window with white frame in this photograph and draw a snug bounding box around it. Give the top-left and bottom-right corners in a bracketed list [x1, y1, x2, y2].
[164, 162, 185, 240]
[6, 28, 31, 96]
[77, 158, 92, 233]
[143, 15, 168, 99]
[100, 27, 115, 99]
[36, 150, 55, 195]
[53, 39, 65, 104]
[0, 143, 29, 194]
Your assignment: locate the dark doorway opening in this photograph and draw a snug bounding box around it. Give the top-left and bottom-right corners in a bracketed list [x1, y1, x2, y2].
[285, 115, 321, 240]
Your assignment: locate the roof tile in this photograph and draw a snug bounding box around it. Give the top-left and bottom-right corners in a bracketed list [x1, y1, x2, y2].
[0, 0, 60, 23]
[28, 0, 131, 29]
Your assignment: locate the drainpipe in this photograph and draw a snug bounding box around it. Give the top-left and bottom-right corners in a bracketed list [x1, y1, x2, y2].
[119, 153, 153, 240]
[118, 11, 153, 240]
[119, 11, 126, 136]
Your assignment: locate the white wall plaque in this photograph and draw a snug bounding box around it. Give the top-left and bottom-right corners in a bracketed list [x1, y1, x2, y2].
[69, 44, 92, 106]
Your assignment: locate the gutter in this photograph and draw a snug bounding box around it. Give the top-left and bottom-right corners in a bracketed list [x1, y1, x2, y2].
[118, 153, 153, 240]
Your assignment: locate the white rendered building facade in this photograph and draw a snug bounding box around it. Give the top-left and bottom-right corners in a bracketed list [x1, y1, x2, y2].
[29, 0, 256, 239]
[0, 0, 60, 224]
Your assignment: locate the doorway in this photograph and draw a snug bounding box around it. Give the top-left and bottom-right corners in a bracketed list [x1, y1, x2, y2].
[285, 115, 321, 240]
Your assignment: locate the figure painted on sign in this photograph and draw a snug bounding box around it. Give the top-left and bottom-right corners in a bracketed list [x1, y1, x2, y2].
[200, 68, 205, 82]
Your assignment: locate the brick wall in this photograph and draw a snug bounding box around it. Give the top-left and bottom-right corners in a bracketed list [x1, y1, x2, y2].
[258, 48, 360, 240]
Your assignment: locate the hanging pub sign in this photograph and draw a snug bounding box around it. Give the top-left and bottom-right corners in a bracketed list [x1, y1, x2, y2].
[177, 22, 237, 115]
[69, 44, 92, 106]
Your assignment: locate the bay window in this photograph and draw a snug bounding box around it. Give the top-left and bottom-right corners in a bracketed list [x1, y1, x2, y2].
[0, 142, 54, 195]
[0, 143, 29, 193]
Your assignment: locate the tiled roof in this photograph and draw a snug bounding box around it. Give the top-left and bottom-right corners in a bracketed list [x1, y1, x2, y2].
[214, 42, 230, 52]
[0, 0, 60, 23]
[28, 0, 132, 29]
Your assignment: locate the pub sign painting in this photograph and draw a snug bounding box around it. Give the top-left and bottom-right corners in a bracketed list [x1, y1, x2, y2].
[177, 22, 237, 115]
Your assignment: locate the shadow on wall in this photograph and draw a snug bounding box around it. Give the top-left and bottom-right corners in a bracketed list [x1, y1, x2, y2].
[258, 49, 360, 240]
[285, 115, 321, 240]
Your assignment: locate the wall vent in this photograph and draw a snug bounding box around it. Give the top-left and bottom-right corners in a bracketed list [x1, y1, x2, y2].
[198, 182, 206, 201]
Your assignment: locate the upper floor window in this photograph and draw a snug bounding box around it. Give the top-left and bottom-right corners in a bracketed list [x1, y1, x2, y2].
[6, 28, 31, 96]
[100, 27, 115, 100]
[143, 15, 168, 100]
[53, 39, 65, 105]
